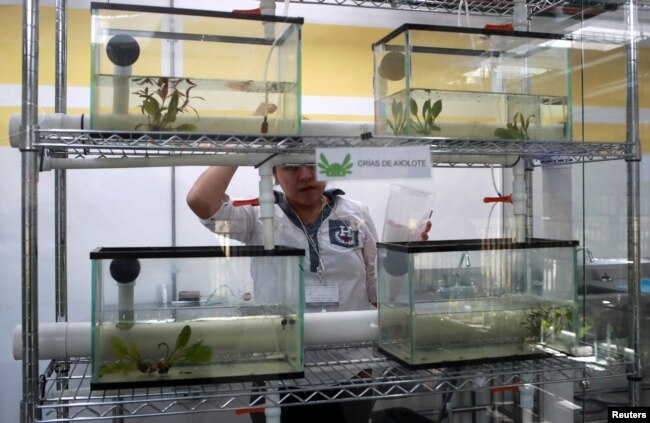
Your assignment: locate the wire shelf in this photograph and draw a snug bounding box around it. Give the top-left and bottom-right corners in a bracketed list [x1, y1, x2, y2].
[288, 0, 639, 21]
[288, 0, 566, 17]
[34, 129, 630, 168]
[37, 344, 632, 422]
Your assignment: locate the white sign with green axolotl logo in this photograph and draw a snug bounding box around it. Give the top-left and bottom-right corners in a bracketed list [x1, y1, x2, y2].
[315, 146, 431, 181]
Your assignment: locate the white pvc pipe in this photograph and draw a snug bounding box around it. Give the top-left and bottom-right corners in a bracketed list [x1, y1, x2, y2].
[512, 0, 528, 31]
[265, 382, 281, 423]
[8, 112, 86, 148]
[519, 383, 534, 423]
[12, 322, 92, 360]
[258, 162, 276, 250]
[44, 154, 315, 170]
[13, 310, 378, 360]
[304, 310, 378, 345]
[260, 0, 276, 40]
[472, 376, 490, 423]
[113, 65, 131, 114]
[512, 160, 526, 242]
[116, 282, 135, 329]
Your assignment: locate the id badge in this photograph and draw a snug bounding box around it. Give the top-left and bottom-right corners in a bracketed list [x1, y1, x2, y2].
[305, 285, 339, 306]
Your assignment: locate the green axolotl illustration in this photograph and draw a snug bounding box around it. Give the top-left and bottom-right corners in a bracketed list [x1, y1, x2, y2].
[318, 153, 353, 177]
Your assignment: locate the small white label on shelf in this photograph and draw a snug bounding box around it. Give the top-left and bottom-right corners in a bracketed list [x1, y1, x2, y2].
[315, 146, 430, 181]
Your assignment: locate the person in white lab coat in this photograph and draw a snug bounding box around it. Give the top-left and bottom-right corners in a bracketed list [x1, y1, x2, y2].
[187, 164, 379, 312]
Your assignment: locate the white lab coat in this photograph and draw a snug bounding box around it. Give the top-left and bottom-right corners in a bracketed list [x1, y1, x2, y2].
[201, 190, 378, 311]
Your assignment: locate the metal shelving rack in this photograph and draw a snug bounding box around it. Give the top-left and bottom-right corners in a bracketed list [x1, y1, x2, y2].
[36, 129, 631, 167]
[37, 345, 632, 422]
[36, 129, 628, 153]
[18, 0, 643, 422]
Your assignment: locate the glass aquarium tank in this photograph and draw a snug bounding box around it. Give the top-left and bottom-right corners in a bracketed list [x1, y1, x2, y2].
[90, 246, 304, 389]
[373, 25, 571, 141]
[377, 238, 578, 367]
[90, 3, 302, 134]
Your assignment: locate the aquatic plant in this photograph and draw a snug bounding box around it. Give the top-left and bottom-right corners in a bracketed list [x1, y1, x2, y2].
[522, 305, 572, 341]
[409, 97, 442, 135]
[386, 98, 408, 135]
[101, 325, 212, 376]
[386, 97, 442, 136]
[133, 77, 203, 131]
[494, 112, 534, 140]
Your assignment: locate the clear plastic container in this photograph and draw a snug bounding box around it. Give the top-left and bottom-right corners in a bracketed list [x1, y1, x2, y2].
[382, 184, 434, 242]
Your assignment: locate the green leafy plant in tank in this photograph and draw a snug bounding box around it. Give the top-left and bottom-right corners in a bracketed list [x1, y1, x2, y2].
[522, 305, 573, 341]
[386, 96, 442, 136]
[494, 112, 534, 140]
[133, 77, 203, 131]
[409, 97, 442, 135]
[385, 98, 408, 135]
[101, 325, 212, 376]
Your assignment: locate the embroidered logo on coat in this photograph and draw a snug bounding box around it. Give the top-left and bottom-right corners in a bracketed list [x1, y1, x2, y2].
[329, 220, 359, 248]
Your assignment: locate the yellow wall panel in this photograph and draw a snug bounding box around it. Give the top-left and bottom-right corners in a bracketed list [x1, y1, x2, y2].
[574, 123, 626, 142]
[47, 8, 93, 86]
[0, 5, 18, 144]
[68, 9, 92, 85]
[639, 47, 650, 109]
[572, 48, 627, 108]
[302, 24, 388, 97]
[0, 6, 91, 85]
[643, 125, 650, 153]
[0, 6, 24, 84]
